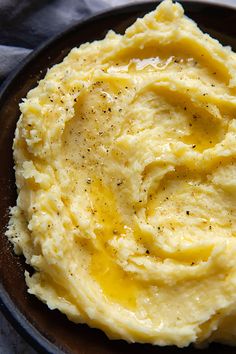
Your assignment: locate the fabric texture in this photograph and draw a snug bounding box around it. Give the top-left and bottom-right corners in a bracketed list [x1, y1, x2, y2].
[0, 0, 134, 86]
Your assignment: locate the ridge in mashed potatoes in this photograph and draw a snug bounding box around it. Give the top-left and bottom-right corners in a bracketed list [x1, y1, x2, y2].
[6, 0, 236, 347]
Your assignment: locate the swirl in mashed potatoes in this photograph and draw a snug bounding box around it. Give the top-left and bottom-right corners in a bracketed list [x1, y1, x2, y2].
[7, 0, 236, 347]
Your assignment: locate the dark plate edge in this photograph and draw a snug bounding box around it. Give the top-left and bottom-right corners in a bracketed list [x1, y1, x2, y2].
[0, 283, 63, 354]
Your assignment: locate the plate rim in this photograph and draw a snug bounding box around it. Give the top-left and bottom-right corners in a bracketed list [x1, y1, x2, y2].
[0, 1, 236, 353]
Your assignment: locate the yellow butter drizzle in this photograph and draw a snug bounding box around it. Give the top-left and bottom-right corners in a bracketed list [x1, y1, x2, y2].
[89, 180, 142, 309]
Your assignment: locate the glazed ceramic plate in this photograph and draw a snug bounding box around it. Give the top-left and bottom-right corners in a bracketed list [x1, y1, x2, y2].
[1, 2, 236, 353]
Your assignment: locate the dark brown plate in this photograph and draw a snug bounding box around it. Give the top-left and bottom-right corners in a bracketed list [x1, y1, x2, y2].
[1, 1, 236, 353]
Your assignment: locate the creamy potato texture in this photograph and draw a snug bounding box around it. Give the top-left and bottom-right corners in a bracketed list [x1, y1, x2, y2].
[7, 0, 236, 347]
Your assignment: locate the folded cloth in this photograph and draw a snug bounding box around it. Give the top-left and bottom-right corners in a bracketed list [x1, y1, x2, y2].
[0, 45, 31, 82]
[0, 0, 123, 86]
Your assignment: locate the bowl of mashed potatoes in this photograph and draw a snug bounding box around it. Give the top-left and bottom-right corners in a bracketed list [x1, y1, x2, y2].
[1, 1, 236, 353]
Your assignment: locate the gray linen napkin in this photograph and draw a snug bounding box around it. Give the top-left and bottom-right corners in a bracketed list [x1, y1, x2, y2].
[0, 0, 119, 85]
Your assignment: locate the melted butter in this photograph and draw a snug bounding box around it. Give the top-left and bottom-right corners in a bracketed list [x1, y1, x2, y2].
[155, 244, 212, 264]
[90, 250, 143, 309]
[89, 180, 142, 309]
[181, 112, 224, 152]
[90, 180, 124, 240]
[107, 56, 174, 73]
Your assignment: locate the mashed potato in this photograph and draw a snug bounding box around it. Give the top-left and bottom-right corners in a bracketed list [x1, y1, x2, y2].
[7, 0, 236, 347]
